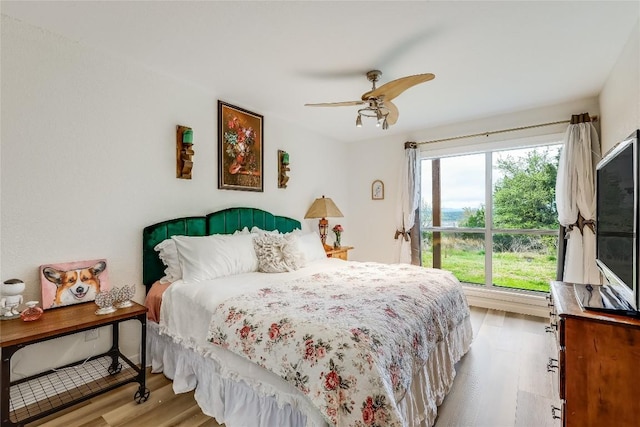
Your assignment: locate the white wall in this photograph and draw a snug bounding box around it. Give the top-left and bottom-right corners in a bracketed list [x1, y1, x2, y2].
[599, 20, 640, 154]
[0, 16, 349, 376]
[3, 14, 637, 377]
[347, 98, 599, 264]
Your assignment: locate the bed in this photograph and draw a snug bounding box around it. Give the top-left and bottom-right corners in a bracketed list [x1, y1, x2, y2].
[143, 207, 472, 427]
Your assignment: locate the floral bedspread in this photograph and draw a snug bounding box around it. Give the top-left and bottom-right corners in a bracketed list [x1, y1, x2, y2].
[206, 262, 470, 427]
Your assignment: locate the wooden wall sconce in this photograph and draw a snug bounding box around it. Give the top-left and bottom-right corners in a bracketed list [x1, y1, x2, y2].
[278, 150, 290, 188]
[176, 125, 194, 179]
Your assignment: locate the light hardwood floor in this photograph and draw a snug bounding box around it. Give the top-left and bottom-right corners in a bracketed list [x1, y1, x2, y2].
[27, 307, 560, 427]
[434, 306, 560, 427]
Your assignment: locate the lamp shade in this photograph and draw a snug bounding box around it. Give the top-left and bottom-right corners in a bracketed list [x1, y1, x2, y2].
[304, 196, 344, 219]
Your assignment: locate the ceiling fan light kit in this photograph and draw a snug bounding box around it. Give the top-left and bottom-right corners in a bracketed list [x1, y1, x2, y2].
[305, 69, 435, 130]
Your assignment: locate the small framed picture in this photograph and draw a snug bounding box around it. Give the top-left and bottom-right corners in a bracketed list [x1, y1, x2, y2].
[372, 179, 384, 200]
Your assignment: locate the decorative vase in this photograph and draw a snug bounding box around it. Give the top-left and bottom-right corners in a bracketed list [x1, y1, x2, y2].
[94, 289, 117, 315]
[1, 279, 25, 319]
[229, 154, 246, 175]
[20, 301, 43, 322]
[115, 284, 135, 308]
[334, 234, 341, 249]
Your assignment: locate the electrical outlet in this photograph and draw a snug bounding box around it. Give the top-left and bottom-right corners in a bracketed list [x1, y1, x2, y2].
[85, 329, 99, 341]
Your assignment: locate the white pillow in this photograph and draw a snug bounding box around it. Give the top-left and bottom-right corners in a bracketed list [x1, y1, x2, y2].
[250, 226, 279, 235]
[253, 234, 305, 273]
[296, 232, 328, 262]
[233, 227, 251, 235]
[154, 239, 181, 283]
[171, 234, 258, 282]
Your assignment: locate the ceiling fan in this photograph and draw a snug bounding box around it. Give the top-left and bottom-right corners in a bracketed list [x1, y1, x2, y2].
[304, 70, 435, 129]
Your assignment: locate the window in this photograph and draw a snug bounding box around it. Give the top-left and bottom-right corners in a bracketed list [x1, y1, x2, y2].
[420, 143, 561, 293]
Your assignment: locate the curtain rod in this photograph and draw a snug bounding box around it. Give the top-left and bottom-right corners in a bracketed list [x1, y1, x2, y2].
[415, 115, 598, 146]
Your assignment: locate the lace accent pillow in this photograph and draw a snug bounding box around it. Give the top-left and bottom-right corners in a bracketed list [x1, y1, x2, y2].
[253, 234, 305, 273]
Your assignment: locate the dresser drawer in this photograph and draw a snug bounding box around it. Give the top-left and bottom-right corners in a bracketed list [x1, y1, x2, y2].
[558, 346, 565, 400]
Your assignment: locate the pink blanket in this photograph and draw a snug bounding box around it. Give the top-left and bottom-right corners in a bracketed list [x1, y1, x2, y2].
[144, 281, 171, 322]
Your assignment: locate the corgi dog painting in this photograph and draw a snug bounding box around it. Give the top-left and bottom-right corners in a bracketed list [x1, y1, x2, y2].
[40, 259, 110, 309]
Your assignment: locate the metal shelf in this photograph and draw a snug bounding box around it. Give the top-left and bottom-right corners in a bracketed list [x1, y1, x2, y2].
[9, 355, 137, 424]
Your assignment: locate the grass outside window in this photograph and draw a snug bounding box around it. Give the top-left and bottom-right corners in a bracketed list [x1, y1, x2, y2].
[422, 233, 556, 292]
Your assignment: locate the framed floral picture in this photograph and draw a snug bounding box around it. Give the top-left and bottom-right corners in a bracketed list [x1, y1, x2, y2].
[40, 258, 110, 309]
[218, 101, 264, 191]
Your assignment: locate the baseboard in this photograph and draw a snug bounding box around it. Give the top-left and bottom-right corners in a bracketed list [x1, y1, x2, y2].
[463, 285, 550, 318]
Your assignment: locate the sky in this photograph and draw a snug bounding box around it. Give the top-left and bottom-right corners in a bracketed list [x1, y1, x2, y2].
[421, 153, 485, 210]
[421, 144, 562, 211]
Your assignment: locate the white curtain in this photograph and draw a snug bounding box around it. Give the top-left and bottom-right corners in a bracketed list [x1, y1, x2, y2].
[395, 143, 420, 263]
[556, 117, 601, 284]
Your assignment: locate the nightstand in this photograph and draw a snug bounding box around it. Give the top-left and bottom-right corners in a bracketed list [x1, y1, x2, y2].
[325, 246, 354, 260]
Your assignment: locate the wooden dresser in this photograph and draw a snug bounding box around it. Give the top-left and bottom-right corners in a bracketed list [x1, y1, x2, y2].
[548, 281, 640, 426]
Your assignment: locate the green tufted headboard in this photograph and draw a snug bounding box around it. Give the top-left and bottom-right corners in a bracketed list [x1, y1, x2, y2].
[142, 207, 301, 291]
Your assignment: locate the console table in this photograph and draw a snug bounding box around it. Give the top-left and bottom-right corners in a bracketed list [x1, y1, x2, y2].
[548, 281, 640, 426]
[0, 302, 149, 426]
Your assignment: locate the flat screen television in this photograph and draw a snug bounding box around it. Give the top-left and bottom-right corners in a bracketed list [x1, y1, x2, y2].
[593, 129, 640, 313]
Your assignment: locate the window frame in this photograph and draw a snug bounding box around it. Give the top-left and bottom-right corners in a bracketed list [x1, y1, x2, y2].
[420, 132, 564, 293]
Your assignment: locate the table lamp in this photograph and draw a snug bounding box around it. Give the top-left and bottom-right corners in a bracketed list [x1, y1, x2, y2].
[304, 196, 344, 247]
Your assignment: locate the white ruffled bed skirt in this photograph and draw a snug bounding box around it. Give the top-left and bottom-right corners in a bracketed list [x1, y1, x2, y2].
[146, 315, 473, 427]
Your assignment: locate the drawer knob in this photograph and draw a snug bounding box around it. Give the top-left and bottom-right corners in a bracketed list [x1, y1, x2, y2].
[551, 405, 562, 419]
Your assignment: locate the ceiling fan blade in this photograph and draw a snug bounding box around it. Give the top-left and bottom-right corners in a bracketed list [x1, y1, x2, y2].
[304, 101, 364, 107]
[362, 73, 435, 101]
[384, 101, 399, 125]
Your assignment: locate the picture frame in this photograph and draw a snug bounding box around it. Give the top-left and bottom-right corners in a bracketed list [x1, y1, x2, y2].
[372, 179, 384, 200]
[218, 100, 264, 192]
[40, 258, 111, 309]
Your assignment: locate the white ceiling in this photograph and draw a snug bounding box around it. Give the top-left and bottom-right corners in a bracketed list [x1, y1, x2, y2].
[2, 1, 638, 143]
